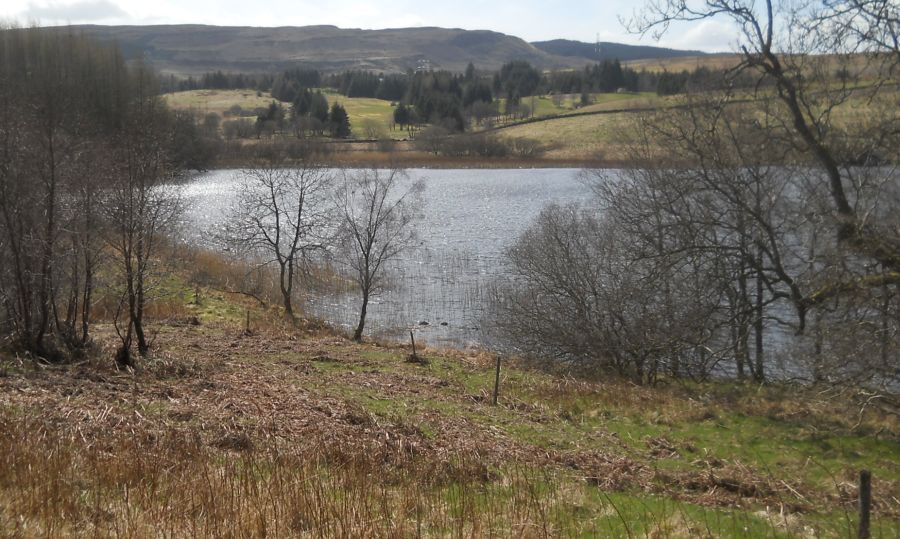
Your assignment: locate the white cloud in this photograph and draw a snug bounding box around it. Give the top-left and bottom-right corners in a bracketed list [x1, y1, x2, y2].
[382, 13, 426, 29]
[660, 19, 739, 52]
[20, 0, 130, 23]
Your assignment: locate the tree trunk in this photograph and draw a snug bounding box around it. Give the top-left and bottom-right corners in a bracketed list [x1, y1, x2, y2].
[81, 258, 93, 345]
[134, 314, 148, 355]
[128, 279, 149, 356]
[279, 263, 295, 321]
[135, 237, 149, 356]
[881, 288, 891, 367]
[812, 310, 824, 383]
[35, 125, 57, 352]
[354, 290, 369, 342]
[753, 252, 765, 382]
[732, 317, 745, 380]
[735, 271, 751, 380]
[117, 317, 134, 369]
[282, 292, 294, 320]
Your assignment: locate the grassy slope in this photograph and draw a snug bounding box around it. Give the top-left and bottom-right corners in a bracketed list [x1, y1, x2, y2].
[497, 112, 636, 160]
[321, 89, 404, 140]
[0, 266, 897, 537]
[495, 92, 660, 119]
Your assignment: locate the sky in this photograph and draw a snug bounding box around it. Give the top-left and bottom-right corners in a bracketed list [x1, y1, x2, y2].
[1, 0, 739, 52]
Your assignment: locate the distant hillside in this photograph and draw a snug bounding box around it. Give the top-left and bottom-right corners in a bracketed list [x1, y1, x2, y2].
[531, 39, 706, 63]
[52, 25, 705, 76]
[60, 25, 575, 76]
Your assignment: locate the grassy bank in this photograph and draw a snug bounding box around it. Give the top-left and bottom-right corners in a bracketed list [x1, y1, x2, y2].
[0, 264, 898, 537]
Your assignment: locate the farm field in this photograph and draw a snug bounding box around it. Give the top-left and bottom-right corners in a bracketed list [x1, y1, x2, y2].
[158, 88, 675, 164]
[321, 89, 405, 139]
[495, 91, 661, 119]
[497, 111, 637, 160]
[162, 89, 662, 142]
[162, 89, 274, 116]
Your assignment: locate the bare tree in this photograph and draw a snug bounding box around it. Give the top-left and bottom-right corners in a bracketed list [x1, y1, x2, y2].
[225, 159, 333, 321]
[587, 93, 898, 384]
[628, 0, 900, 297]
[103, 65, 181, 366]
[616, 0, 900, 384]
[55, 143, 107, 349]
[491, 202, 723, 383]
[0, 26, 135, 358]
[590, 101, 803, 382]
[334, 168, 424, 342]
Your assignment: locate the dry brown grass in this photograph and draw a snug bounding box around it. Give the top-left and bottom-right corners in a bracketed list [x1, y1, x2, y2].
[0, 318, 898, 536]
[623, 55, 744, 73]
[0, 416, 573, 538]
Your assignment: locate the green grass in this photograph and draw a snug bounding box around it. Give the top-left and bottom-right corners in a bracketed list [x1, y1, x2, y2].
[299, 338, 900, 516]
[573, 91, 663, 113]
[495, 92, 660, 120]
[320, 89, 402, 139]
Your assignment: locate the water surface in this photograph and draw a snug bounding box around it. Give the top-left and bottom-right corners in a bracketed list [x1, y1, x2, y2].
[178, 168, 595, 348]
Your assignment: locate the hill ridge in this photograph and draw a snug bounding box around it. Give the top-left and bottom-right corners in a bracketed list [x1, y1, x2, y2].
[48, 24, 704, 76]
[531, 38, 707, 62]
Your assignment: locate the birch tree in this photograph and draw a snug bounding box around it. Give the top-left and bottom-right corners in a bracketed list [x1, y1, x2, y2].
[334, 168, 424, 341]
[226, 160, 334, 321]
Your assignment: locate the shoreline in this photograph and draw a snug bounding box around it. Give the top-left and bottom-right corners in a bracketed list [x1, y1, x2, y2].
[209, 149, 653, 170]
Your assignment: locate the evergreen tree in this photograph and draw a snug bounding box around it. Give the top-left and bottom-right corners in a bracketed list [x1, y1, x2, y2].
[292, 88, 313, 116]
[498, 61, 542, 102]
[375, 74, 409, 101]
[462, 80, 493, 107]
[393, 103, 411, 129]
[310, 91, 330, 123]
[330, 103, 351, 138]
[465, 62, 476, 82]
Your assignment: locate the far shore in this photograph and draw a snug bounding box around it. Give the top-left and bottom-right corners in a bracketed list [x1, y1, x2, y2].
[206, 147, 675, 170]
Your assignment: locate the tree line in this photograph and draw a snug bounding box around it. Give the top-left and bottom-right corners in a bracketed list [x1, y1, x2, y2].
[251, 97, 352, 139]
[160, 70, 274, 93]
[179, 59, 746, 103]
[0, 26, 188, 366]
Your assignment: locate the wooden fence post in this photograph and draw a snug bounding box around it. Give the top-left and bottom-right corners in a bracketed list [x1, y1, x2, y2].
[492, 355, 502, 406]
[859, 469, 871, 539]
[409, 331, 417, 359]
